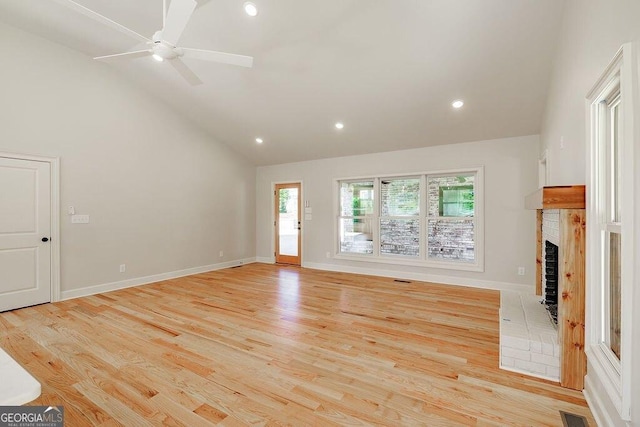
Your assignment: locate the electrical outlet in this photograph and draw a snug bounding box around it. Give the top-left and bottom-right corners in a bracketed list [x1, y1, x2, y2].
[517, 266, 525, 276]
[326, 251, 331, 258]
[119, 264, 126, 273]
[219, 250, 224, 257]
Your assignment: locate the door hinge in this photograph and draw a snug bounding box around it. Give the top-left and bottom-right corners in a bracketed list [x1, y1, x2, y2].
[274, 220, 276, 226]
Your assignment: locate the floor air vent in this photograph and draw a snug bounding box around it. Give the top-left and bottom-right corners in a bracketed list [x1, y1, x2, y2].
[393, 279, 412, 283]
[560, 411, 589, 427]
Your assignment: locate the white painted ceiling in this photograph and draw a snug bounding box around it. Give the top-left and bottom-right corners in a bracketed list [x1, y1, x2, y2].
[0, 0, 564, 165]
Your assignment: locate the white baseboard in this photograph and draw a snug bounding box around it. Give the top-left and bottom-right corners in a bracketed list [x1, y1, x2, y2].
[60, 258, 256, 301]
[303, 261, 533, 293]
[583, 374, 620, 427]
[255, 257, 275, 264]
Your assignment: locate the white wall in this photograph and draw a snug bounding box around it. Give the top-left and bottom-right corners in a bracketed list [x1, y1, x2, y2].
[540, 0, 640, 185]
[257, 135, 539, 292]
[0, 22, 256, 295]
[540, 1, 640, 425]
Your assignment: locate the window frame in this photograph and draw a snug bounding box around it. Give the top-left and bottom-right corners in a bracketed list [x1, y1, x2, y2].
[334, 167, 484, 272]
[337, 179, 376, 256]
[426, 172, 479, 265]
[586, 43, 637, 421]
[379, 176, 422, 258]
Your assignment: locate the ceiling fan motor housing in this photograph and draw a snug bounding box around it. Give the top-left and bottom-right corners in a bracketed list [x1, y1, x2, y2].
[152, 41, 180, 61]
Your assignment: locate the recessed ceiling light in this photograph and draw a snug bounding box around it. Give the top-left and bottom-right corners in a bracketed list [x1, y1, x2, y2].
[452, 100, 464, 109]
[243, 2, 258, 17]
[152, 53, 164, 62]
[335, 122, 344, 130]
[255, 137, 263, 144]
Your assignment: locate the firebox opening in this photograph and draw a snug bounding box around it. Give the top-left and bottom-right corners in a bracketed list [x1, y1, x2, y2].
[543, 240, 559, 325]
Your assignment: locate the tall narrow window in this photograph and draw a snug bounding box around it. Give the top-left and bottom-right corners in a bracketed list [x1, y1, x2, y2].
[602, 91, 622, 361]
[379, 178, 420, 257]
[586, 43, 636, 421]
[339, 181, 374, 254]
[426, 173, 476, 262]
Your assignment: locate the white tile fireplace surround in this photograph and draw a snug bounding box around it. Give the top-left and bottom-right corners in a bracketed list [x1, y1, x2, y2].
[499, 291, 560, 381]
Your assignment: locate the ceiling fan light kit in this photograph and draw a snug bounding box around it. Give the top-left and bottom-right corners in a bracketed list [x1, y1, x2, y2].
[56, 0, 254, 85]
[243, 2, 258, 17]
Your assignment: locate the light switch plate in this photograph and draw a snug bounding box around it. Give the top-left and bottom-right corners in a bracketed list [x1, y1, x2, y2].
[71, 214, 90, 224]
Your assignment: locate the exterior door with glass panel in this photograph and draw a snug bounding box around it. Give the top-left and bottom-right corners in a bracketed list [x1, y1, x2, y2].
[275, 183, 301, 265]
[0, 156, 51, 312]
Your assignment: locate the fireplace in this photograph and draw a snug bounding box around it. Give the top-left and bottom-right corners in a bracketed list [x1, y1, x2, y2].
[525, 185, 586, 390]
[544, 240, 559, 324]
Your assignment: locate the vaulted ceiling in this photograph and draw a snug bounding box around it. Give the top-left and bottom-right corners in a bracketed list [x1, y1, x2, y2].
[0, 0, 564, 165]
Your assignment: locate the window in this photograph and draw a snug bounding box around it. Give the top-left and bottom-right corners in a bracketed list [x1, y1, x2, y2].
[339, 181, 374, 254]
[586, 43, 637, 421]
[335, 168, 483, 271]
[426, 174, 476, 262]
[603, 92, 622, 361]
[380, 178, 420, 257]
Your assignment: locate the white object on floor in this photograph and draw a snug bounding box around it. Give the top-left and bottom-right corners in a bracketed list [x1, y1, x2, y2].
[0, 347, 41, 405]
[499, 291, 560, 381]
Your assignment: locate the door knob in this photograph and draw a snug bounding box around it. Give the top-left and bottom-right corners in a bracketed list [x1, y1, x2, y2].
[42, 237, 49, 242]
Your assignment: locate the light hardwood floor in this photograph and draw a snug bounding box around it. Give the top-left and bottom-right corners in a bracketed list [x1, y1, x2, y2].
[0, 263, 595, 426]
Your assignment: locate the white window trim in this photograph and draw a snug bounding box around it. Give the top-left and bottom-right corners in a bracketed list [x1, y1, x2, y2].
[586, 42, 637, 421]
[333, 167, 484, 272]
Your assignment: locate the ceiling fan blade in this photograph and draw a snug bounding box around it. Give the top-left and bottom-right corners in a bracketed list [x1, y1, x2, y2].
[94, 50, 151, 61]
[51, 0, 150, 44]
[162, 0, 197, 46]
[182, 48, 254, 68]
[170, 58, 203, 85]
[195, 0, 212, 9]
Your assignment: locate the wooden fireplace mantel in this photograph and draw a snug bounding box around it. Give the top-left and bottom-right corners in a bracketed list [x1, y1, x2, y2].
[524, 185, 585, 210]
[525, 185, 586, 391]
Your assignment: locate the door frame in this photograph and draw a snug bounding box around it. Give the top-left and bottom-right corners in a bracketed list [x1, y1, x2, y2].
[1, 151, 60, 303]
[271, 180, 303, 265]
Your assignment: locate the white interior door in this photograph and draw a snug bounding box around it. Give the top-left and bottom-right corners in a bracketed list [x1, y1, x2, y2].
[0, 157, 51, 312]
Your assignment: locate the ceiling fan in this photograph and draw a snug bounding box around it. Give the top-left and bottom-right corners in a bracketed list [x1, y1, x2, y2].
[54, 0, 254, 85]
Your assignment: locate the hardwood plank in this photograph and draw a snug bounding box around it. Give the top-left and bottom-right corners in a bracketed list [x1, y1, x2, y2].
[0, 263, 595, 425]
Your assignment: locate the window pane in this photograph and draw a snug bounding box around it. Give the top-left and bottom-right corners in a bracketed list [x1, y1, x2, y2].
[278, 188, 298, 257]
[380, 219, 419, 257]
[428, 174, 475, 217]
[380, 178, 420, 216]
[612, 102, 621, 222]
[608, 232, 621, 360]
[428, 219, 475, 261]
[339, 218, 373, 254]
[340, 181, 374, 217]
